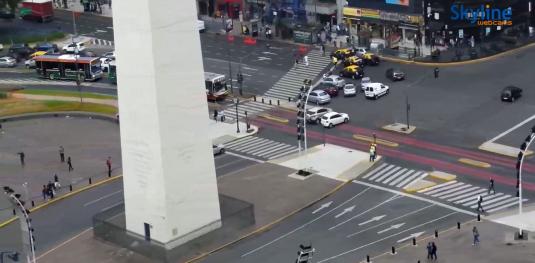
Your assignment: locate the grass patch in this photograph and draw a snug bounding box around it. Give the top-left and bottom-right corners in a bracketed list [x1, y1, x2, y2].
[0, 92, 7, 99]
[0, 98, 117, 117]
[1, 31, 66, 45]
[15, 89, 117, 100]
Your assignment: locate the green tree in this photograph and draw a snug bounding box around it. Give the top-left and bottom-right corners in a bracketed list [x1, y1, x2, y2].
[0, 0, 22, 12]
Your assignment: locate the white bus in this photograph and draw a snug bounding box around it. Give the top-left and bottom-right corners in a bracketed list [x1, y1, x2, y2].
[205, 72, 229, 101]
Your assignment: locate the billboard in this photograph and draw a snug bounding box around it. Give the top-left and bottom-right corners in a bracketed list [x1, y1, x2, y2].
[386, 0, 409, 6]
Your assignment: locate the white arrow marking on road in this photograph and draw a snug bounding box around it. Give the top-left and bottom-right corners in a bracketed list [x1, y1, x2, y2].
[262, 51, 278, 55]
[358, 214, 386, 226]
[312, 201, 333, 214]
[242, 66, 258, 71]
[335, 205, 356, 218]
[377, 223, 405, 234]
[397, 231, 425, 243]
[257, 56, 272, 61]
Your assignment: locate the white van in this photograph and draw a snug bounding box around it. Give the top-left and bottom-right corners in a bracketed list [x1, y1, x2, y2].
[364, 83, 389, 99]
[197, 20, 206, 33]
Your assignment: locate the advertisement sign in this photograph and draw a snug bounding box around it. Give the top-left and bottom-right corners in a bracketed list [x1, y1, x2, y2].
[343, 7, 361, 18]
[450, 4, 512, 26]
[386, 0, 409, 6]
[361, 8, 380, 19]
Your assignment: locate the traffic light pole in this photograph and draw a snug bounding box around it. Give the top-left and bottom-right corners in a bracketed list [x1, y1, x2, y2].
[516, 128, 535, 239]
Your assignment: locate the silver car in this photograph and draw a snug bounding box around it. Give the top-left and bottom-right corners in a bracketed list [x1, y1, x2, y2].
[308, 90, 331, 105]
[0, 56, 16, 67]
[306, 106, 332, 123]
[321, 75, 346, 89]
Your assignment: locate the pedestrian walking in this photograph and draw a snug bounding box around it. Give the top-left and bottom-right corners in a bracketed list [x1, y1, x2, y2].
[426, 242, 433, 259]
[303, 55, 309, 66]
[42, 185, 47, 201]
[294, 53, 300, 65]
[477, 195, 485, 213]
[17, 152, 25, 166]
[369, 144, 376, 162]
[434, 67, 439, 78]
[59, 146, 65, 162]
[472, 226, 480, 245]
[54, 174, 61, 189]
[332, 56, 338, 65]
[213, 110, 218, 122]
[67, 156, 73, 172]
[321, 44, 326, 56]
[488, 178, 495, 194]
[106, 157, 112, 177]
[431, 242, 437, 260]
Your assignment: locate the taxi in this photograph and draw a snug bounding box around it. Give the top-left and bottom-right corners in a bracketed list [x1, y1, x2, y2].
[343, 56, 364, 67]
[361, 53, 380, 66]
[29, 51, 47, 58]
[339, 65, 364, 79]
[331, 48, 354, 59]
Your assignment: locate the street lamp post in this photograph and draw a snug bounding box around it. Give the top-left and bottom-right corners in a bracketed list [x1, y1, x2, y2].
[515, 125, 535, 239]
[3, 187, 36, 263]
[234, 98, 240, 133]
[302, 79, 314, 155]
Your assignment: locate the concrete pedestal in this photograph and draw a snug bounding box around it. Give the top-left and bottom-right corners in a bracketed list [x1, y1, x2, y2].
[112, 0, 221, 248]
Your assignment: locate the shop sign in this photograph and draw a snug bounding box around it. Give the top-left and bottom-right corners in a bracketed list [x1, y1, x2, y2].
[294, 30, 312, 44]
[385, 0, 409, 6]
[343, 7, 361, 18]
[379, 11, 422, 24]
[361, 8, 380, 19]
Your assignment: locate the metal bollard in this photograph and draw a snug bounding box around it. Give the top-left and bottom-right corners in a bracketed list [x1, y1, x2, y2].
[253, 95, 256, 102]
[457, 222, 461, 229]
[391, 246, 396, 254]
[477, 213, 481, 221]
[12, 209, 16, 216]
[435, 230, 438, 238]
[269, 99, 272, 105]
[412, 237, 416, 246]
[69, 184, 73, 192]
[262, 98, 264, 103]
[277, 100, 280, 106]
[89, 177, 92, 185]
[31, 201, 35, 207]
[366, 255, 370, 262]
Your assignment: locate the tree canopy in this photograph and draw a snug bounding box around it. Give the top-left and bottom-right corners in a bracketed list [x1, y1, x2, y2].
[0, 0, 21, 12]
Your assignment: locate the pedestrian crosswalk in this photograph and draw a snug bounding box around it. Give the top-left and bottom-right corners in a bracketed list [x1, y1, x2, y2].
[225, 136, 298, 160]
[220, 100, 276, 122]
[90, 38, 114, 46]
[264, 49, 331, 100]
[360, 163, 428, 189]
[418, 181, 528, 214]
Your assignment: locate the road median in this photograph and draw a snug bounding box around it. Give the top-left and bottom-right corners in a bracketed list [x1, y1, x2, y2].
[353, 134, 399, 147]
[258, 113, 289, 124]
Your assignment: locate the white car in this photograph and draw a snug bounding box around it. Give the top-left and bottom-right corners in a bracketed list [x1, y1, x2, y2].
[0, 56, 16, 67]
[99, 57, 114, 72]
[62, 42, 86, 53]
[321, 75, 345, 88]
[343, 84, 357, 97]
[306, 106, 331, 123]
[320, 112, 349, 128]
[103, 51, 115, 59]
[364, 83, 389, 99]
[212, 144, 225, 155]
[360, 77, 371, 91]
[354, 47, 367, 56]
[24, 58, 36, 68]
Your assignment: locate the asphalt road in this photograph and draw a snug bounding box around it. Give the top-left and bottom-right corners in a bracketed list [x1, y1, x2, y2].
[203, 182, 472, 263]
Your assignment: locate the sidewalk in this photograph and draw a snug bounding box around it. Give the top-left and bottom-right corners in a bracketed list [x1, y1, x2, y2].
[54, 0, 113, 17]
[374, 219, 535, 263]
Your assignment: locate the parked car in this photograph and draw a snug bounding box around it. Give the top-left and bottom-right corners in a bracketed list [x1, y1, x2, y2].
[343, 56, 364, 67]
[0, 56, 16, 67]
[360, 77, 371, 91]
[212, 144, 225, 155]
[320, 112, 349, 128]
[306, 106, 331, 124]
[24, 58, 36, 68]
[8, 43, 34, 60]
[339, 65, 364, 79]
[343, 84, 357, 97]
[331, 48, 354, 60]
[29, 50, 47, 58]
[501, 86, 522, 102]
[322, 86, 339, 97]
[386, 68, 405, 81]
[35, 42, 59, 52]
[62, 42, 86, 53]
[364, 83, 389, 99]
[361, 53, 380, 65]
[321, 75, 346, 88]
[0, 8, 15, 19]
[308, 90, 331, 105]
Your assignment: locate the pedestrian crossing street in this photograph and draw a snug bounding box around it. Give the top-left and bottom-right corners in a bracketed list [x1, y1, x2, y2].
[225, 136, 298, 160]
[220, 100, 276, 122]
[264, 49, 331, 100]
[90, 38, 114, 46]
[360, 163, 429, 189]
[359, 163, 528, 214]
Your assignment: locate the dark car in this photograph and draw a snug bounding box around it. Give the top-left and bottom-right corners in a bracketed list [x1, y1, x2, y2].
[321, 86, 339, 97]
[501, 86, 522, 102]
[8, 43, 35, 61]
[0, 9, 15, 19]
[35, 42, 59, 53]
[386, 68, 405, 81]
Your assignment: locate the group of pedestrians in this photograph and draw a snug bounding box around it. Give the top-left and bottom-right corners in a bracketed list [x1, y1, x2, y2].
[42, 175, 60, 201]
[426, 242, 438, 260]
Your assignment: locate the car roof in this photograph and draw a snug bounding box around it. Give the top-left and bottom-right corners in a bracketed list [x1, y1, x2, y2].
[323, 112, 338, 117]
[308, 106, 327, 111]
[346, 65, 359, 69]
[0, 56, 13, 59]
[503, 86, 520, 91]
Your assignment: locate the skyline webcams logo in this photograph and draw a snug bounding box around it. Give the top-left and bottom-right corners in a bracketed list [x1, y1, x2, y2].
[451, 4, 512, 26]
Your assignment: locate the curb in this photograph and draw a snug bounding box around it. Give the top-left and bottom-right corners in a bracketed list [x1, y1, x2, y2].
[381, 123, 416, 135]
[0, 175, 123, 229]
[380, 41, 535, 67]
[458, 158, 491, 168]
[0, 112, 117, 124]
[353, 134, 399, 147]
[184, 180, 352, 263]
[258, 114, 289, 124]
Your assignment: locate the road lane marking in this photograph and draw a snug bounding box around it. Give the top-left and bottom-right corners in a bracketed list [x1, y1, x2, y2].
[317, 212, 458, 263]
[328, 195, 401, 230]
[417, 180, 458, 193]
[397, 231, 425, 243]
[242, 66, 258, 71]
[83, 190, 123, 207]
[215, 157, 248, 169]
[488, 114, 535, 143]
[36, 227, 93, 260]
[347, 204, 434, 238]
[312, 201, 333, 214]
[100, 201, 124, 212]
[358, 214, 386, 226]
[241, 187, 371, 257]
[334, 205, 355, 218]
[225, 151, 265, 163]
[353, 181, 477, 216]
[377, 223, 405, 234]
